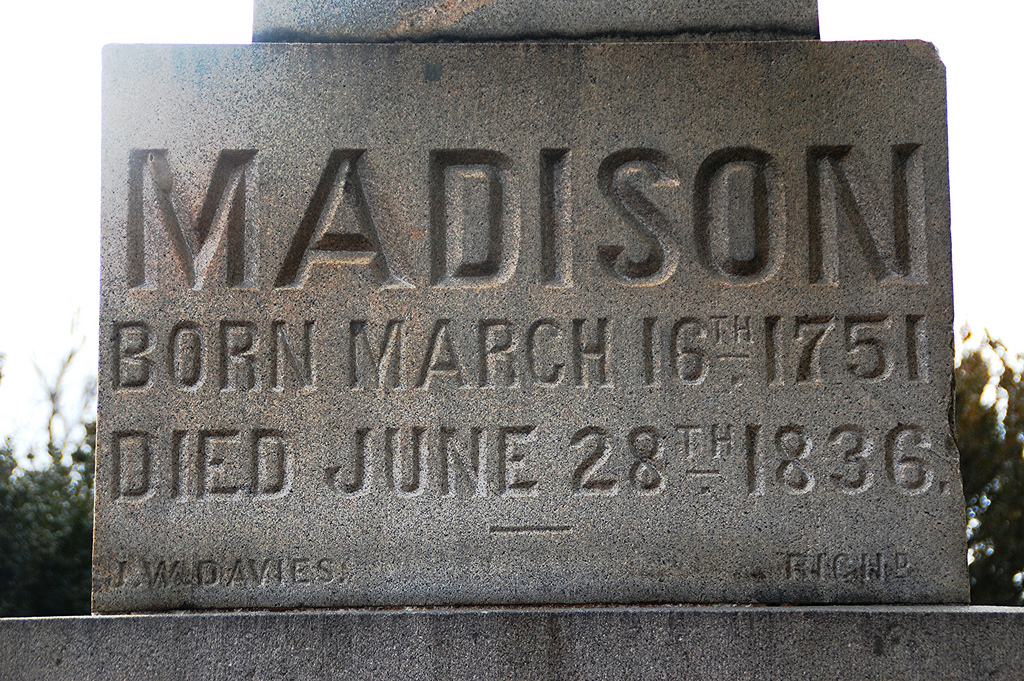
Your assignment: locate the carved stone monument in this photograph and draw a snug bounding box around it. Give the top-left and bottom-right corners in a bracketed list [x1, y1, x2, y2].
[94, 38, 964, 612]
[2, 1, 1023, 679]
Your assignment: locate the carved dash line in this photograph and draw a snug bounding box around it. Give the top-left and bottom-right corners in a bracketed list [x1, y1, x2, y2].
[489, 525, 572, 535]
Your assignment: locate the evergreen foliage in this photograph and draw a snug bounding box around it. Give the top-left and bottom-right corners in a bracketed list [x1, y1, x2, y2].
[0, 425, 95, 616]
[0, 350, 96, 617]
[957, 331, 1024, 605]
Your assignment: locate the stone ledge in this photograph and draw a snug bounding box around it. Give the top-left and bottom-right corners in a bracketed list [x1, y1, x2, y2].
[253, 0, 820, 43]
[1, 605, 1021, 679]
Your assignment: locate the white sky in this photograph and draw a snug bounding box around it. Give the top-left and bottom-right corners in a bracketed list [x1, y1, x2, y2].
[0, 0, 1021, 453]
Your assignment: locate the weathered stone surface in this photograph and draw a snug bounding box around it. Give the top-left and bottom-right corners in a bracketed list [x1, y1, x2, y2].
[97, 40, 961, 612]
[3, 606, 1022, 680]
[252, 0, 820, 42]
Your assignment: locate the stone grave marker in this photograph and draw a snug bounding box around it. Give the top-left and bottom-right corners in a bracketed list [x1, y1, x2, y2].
[94, 25, 967, 611]
[7, 3, 1024, 681]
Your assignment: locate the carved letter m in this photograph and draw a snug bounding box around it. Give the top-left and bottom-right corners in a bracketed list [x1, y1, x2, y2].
[127, 149, 258, 289]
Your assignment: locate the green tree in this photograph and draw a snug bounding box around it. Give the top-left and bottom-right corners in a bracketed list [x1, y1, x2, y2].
[956, 331, 1024, 605]
[0, 351, 96, 617]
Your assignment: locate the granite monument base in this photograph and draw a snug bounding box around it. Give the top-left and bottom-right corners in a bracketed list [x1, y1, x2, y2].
[97, 39, 963, 612]
[2, 605, 1022, 679]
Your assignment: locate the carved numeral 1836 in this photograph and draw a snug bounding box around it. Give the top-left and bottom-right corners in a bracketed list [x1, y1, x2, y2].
[569, 422, 943, 499]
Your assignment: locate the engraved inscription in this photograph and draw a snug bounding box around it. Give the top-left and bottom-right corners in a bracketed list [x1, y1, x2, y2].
[885, 424, 935, 495]
[677, 424, 747, 494]
[554, 422, 943, 500]
[220, 321, 259, 391]
[571, 427, 619, 496]
[349, 320, 405, 390]
[905, 314, 928, 381]
[321, 422, 945, 501]
[111, 431, 153, 499]
[828, 426, 874, 494]
[327, 428, 372, 497]
[385, 427, 428, 498]
[597, 149, 680, 286]
[429, 150, 520, 287]
[127, 149, 257, 290]
[694, 148, 784, 283]
[775, 425, 814, 495]
[190, 429, 292, 499]
[794, 316, 834, 384]
[497, 426, 539, 498]
[169, 323, 204, 389]
[785, 551, 911, 583]
[271, 320, 316, 391]
[767, 315, 923, 385]
[571, 318, 611, 387]
[527, 319, 566, 386]
[844, 315, 891, 381]
[119, 143, 929, 292]
[671, 318, 708, 384]
[479, 320, 518, 388]
[417, 320, 467, 389]
[808, 145, 925, 284]
[111, 428, 294, 501]
[628, 426, 665, 494]
[111, 314, 930, 393]
[275, 150, 409, 289]
[99, 45, 956, 610]
[114, 319, 318, 394]
[539, 149, 572, 286]
[327, 425, 541, 499]
[114, 323, 152, 389]
[439, 426, 486, 497]
[102, 556, 339, 589]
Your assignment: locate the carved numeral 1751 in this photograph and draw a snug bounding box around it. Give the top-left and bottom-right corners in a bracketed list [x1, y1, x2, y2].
[765, 314, 927, 384]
